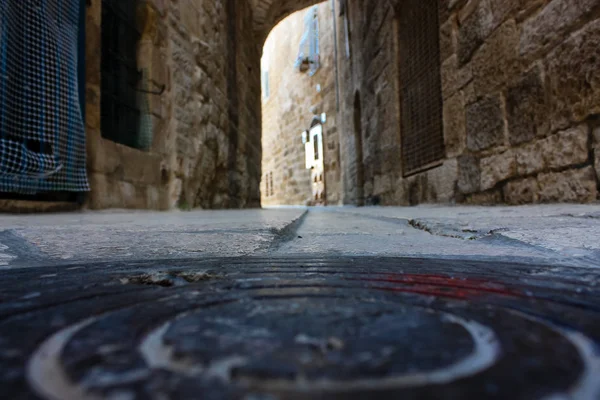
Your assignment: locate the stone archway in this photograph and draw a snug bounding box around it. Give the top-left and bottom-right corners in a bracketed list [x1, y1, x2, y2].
[259, 1, 340, 207]
[251, 0, 328, 43]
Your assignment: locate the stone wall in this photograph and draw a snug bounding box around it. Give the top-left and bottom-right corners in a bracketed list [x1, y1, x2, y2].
[261, 3, 341, 206]
[85, 0, 261, 210]
[336, 0, 600, 205]
[448, 0, 600, 204]
[82, 0, 600, 211]
[336, 1, 407, 205]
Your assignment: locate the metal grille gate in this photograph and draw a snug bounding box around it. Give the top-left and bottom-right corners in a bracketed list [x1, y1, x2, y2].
[398, 0, 445, 176]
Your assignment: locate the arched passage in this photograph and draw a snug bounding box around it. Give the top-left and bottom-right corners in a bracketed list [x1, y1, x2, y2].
[260, 2, 339, 207]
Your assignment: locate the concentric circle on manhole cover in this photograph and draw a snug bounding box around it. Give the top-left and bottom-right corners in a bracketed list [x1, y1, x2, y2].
[1, 257, 598, 399]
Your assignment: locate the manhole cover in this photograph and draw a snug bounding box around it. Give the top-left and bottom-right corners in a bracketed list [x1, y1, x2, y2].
[1, 257, 599, 399]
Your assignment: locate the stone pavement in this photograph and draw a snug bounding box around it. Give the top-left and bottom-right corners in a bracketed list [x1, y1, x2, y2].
[2, 205, 600, 399]
[1, 204, 600, 268]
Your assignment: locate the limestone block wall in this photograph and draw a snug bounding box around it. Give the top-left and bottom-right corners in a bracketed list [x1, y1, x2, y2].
[85, 0, 261, 210]
[261, 3, 341, 206]
[337, 0, 600, 205]
[336, 1, 407, 205]
[446, 0, 600, 204]
[84, 0, 599, 210]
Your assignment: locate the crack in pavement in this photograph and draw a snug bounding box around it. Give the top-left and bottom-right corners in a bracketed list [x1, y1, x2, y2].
[324, 211, 600, 267]
[261, 209, 310, 253]
[407, 219, 488, 240]
[330, 211, 491, 240]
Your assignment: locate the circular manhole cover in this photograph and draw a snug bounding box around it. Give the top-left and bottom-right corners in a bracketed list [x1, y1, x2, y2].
[1, 257, 599, 399]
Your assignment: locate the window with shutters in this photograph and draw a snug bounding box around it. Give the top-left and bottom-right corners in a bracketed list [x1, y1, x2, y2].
[339, 0, 351, 59]
[398, 0, 445, 176]
[295, 6, 320, 76]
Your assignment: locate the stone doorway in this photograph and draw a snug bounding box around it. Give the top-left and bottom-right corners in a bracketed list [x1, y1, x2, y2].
[307, 120, 326, 205]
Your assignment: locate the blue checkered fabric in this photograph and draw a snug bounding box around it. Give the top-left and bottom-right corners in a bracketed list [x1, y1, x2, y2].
[0, 0, 89, 194]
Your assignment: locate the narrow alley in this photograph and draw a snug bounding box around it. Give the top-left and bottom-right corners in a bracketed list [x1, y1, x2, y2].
[1, 0, 600, 398]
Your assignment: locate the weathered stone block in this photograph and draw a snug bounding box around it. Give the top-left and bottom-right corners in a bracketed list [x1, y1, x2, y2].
[88, 173, 128, 209]
[373, 174, 393, 196]
[89, 137, 121, 175]
[506, 66, 548, 145]
[85, 18, 101, 87]
[480, 150, 517, 190]
[119, 181, 146, 209]
[448, 0, 462, 10]
[443, 92, 466, 157]
[120, 150, 163, 186]
[85, 86, 101, 130]
[504, 177, 539, 204]
[546, 19, 600, 130]
[489, 0, 521, 23]
[458, 154, 480, 194]
[169, 178, 183, 209]
[180, 2, 199, 37]
[515, 0, 549, 21]
[463, 81, 477, 106]
[146, 185, 160, 210]
[149, 49, 169, 86]
[427, 158, 458, 202]
[472, 20, 519, 96]
[458, 0, 482, 23]
[464, 189, 503, 205]
[457, 0, 493, 65]
[515, 140, 545, 176]
[151, 115, 167, 152]
[439, 18, 456, 63]
[441, 55, 473, 99]
[538, 166, 598, 202]
[466, 95, 505, 151]
[87, 173, 111, 210]
[543, 125, 589, 170]
[520, 0, 600, 57]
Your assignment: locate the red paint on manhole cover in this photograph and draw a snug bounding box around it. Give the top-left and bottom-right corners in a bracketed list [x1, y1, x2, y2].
[349, 273, 521, 300]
